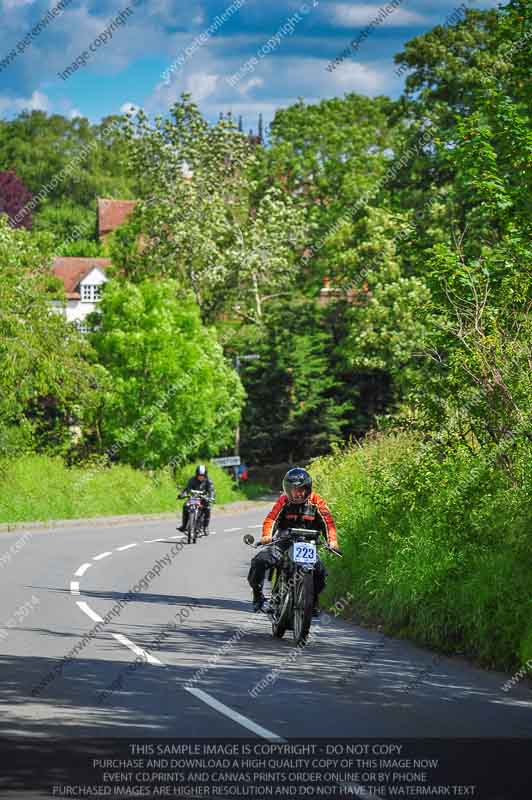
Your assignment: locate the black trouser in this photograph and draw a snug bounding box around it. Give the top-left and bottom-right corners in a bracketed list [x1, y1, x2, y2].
[182, 501, 211, 530]
[247, 542, 327, 600]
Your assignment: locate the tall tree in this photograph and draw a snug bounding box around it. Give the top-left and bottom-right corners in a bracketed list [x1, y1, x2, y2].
[90, 279, 245, 469]
[0, 171, 33, 229]
[112, 95, 307, 322]
[0, 216, 105, 457]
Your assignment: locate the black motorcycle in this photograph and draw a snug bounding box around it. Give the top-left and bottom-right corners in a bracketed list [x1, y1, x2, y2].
[244, 528, 342, 645]
[184, 490, 209, 545]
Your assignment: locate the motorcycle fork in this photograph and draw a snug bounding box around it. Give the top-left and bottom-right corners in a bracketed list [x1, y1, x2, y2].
[270, 567, 278, 590]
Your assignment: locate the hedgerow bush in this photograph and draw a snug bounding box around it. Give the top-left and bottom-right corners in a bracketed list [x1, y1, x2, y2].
[0, 456, 243, 524]
[313, 435, 532, 670]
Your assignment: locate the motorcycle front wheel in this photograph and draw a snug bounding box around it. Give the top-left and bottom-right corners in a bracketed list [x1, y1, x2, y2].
[271, 571, 289, 639]
[293, 571, 314, 645]
[186, 510, 196, 544]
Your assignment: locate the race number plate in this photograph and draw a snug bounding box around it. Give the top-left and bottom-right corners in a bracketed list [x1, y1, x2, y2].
[292, 542, 317, 565]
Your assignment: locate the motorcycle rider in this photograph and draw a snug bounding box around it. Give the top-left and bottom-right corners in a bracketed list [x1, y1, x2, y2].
[247, 467, 339, 615]
[177, 464, 215, 535]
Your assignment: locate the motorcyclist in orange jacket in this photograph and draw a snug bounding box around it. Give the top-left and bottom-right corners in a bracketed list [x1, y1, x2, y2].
[247, 467, 339, 615]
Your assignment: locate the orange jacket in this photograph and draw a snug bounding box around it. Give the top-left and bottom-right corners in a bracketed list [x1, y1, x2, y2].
[261, 491, 338, 548]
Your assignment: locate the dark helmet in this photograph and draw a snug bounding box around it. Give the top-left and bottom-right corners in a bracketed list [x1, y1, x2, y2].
[283, 467, 312, 504]
[196, 464, 207, 478]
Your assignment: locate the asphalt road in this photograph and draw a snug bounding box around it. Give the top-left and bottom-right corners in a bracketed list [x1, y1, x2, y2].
[0, 502, 531, 795]
[1, 501, 531, 738]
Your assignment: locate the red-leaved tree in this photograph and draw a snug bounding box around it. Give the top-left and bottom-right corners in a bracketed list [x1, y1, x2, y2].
[0, 171, 33, 229]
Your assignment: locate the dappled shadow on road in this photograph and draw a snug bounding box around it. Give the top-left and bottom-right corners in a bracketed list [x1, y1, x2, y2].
[2, 600, 531, 744]
[34, 585, 253, 614]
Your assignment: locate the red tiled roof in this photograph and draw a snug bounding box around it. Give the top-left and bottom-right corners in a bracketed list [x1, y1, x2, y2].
[51, 257, 111, 300]
[97, 198, 136, 238]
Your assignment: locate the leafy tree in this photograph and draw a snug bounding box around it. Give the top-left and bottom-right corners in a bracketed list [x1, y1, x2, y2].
[230, 298, 346, 463]
[0, 216, 105, 457]
[90, 279, 245, 469]
[32, 201, 96, 245]
[0, 171, 33, 229]
[0, 111, 134, 240]
[114, 95, 307, 321]
[260, 93, 399, 288]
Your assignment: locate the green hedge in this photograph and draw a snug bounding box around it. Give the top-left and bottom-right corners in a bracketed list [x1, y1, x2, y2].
[0, 456, 243, 524]
[312, 436, 532, 670]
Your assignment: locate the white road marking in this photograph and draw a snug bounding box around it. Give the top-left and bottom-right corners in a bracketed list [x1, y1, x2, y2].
[250, 524, 262, 529]
[75, 563, 92, 577]
[224, 527, 242, 533]
[144, 538, 166, 543]
[112, 633, 163, 666]
[70, 581, 80, 596]
[93, 551, 112, 561]
[185, 688, 286, 741]
[117, 543, 137, 551]
[76, 601, 103, 623]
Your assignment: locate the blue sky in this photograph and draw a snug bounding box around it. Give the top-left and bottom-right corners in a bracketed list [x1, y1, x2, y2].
[0, 0, 500, 128]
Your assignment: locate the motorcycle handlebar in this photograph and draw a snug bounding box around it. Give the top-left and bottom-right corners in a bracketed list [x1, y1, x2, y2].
[243, 530, 343, 556]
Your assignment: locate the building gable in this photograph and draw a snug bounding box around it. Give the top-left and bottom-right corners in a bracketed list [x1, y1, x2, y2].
[51, 257, 111, 299]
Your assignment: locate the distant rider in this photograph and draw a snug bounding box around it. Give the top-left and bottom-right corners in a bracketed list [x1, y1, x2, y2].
[247, 467, 339, 616]
[177, 464, 215, 535]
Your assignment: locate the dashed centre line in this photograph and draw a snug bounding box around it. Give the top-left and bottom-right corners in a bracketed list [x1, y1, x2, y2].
[112, 633, 163, 666]
[69, 517, 282, 739]
[185, 687, 285, 741]
[76, 601, 103, 623]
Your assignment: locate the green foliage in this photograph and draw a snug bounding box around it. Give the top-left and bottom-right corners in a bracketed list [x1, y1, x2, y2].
[0, 216, 105, 457]
[33, 202, 96, 245]
[116, 95, 308, 322]
[0, 111, 134, 239]
[90, 279, 245, 469]
[260, 93, 399, 291]
[0, 455, 243, 524]
[313, 436, 532, 670]
[226, 297, 346, 463]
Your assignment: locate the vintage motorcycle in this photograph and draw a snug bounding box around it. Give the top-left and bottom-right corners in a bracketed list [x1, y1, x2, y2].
[184, 490, 209, 545]
[244, 528, 342, 645]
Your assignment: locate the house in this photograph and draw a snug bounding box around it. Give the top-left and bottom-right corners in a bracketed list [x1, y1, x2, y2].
[97, 198, 136, 242]
[51, 197, 137, 330]
[51, 257, 111, 332]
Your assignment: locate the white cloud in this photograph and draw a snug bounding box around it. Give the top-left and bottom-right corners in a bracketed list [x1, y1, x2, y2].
[0, 90, 50, 115]
[332, 3, 427, 27]
[239, 76, 264, 95]
[328, 60, 391, 93]
[69, 108, 82, 118]
[120, 101, 141, 114]
[183, 72, 220, 102]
